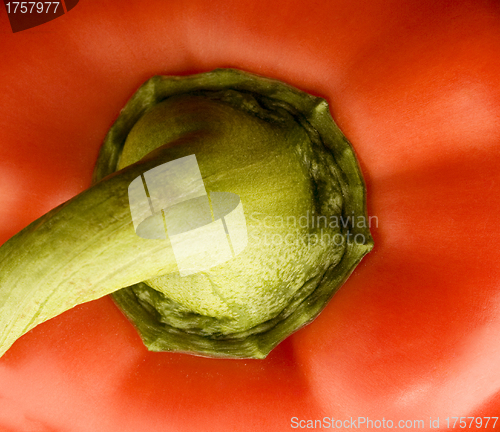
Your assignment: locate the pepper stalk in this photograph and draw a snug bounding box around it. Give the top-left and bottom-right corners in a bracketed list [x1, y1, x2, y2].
[0, 69, 373, 359]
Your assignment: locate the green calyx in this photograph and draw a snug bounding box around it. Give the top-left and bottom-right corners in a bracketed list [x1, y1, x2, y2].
[0, 69, 373, 359]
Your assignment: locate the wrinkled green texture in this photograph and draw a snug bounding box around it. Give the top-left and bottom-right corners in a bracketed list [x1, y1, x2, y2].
[95, 69, 373, 358]
[0, 69, 372, 359]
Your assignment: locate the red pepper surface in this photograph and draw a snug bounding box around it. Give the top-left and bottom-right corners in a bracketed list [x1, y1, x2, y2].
[1, 0, 500, 430]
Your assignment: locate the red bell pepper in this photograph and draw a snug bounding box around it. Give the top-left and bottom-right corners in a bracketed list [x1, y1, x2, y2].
[1, 0, 500, 430]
